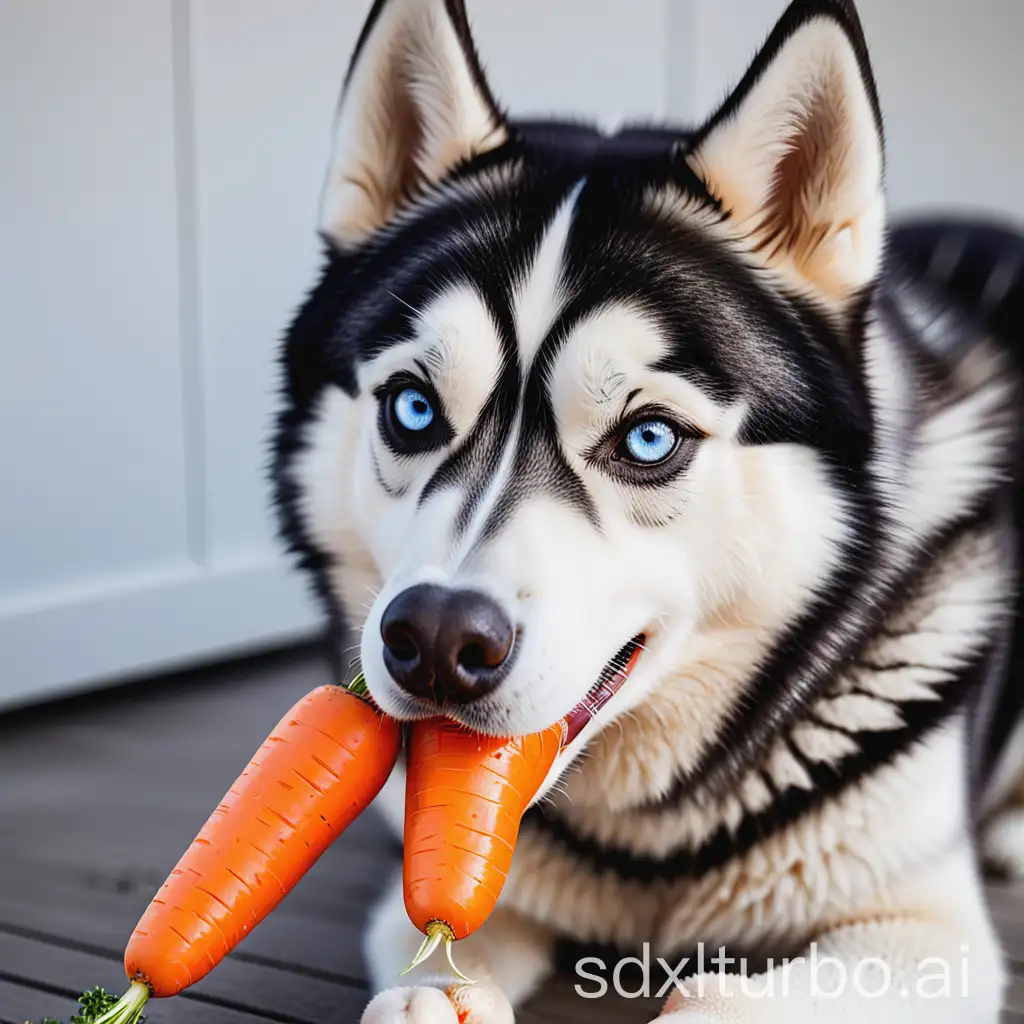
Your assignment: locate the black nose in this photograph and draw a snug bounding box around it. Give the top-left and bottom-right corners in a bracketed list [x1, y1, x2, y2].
[379, 583, 514, 705]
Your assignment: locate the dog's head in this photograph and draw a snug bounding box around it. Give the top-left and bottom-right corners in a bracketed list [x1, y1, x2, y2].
[274, 0, 885, 758]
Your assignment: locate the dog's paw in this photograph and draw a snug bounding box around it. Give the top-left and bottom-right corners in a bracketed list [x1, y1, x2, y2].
[361, 986, 458, 1024]
[646, 980, 724, 1022]
[361, 982, 514, 1024]
[645, 974, 782, 1023]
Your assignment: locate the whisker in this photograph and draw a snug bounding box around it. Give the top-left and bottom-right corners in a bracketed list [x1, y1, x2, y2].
[387, 291, 449, 347]
[388, 290, 425, 321]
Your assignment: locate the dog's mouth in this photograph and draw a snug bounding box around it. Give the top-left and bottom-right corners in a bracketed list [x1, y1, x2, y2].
[562, 633, 645, 745]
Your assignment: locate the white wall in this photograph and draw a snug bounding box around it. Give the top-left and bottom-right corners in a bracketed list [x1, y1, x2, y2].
[0, 0, 673, 708]
[2, 0, 1021, 707]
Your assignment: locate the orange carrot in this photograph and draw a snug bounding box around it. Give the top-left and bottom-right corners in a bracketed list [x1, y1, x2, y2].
[402, 642, 643, 977]
[402, 718, 563, 978]
[404, 719, 563, 940]
[93, 681, 399, 1024]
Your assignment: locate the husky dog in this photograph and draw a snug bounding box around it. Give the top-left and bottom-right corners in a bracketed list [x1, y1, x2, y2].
[272, 0, 1024, 1020]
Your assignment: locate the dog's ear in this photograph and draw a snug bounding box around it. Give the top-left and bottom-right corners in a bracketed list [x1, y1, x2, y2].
[319, 0, 508, 248]
[687, 0, 884, 302]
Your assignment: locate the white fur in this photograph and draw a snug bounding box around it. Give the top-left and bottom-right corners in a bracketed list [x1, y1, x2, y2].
[907, 350, 1016, 536]
[511, 182, 582, 365]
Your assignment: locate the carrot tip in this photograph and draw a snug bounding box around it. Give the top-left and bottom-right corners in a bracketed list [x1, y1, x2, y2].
[92, 981, 149, 1024]
[401, 921, 475, 985]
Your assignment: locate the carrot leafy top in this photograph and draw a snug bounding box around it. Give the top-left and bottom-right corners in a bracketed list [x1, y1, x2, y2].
[35, 987, 144, 1024]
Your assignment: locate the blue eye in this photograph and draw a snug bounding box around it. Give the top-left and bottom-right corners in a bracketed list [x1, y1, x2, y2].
[623, 419, 677, 464]
[392, 387, 434, 432]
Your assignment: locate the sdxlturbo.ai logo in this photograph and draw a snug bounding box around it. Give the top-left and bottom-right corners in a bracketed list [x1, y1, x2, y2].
[575, 943, 972, 1000]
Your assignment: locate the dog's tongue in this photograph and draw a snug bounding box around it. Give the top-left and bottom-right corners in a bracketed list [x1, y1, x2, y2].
[561, 641, 643, 746]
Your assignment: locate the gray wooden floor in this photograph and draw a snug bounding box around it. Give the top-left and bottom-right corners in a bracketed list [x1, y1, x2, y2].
[2, 645, 1024, 1023]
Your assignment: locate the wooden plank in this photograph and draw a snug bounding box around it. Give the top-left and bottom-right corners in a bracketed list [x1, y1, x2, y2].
[0, 649, 396, 886]
[0, 0, 188, 704]
[0, 932, 364, 1024]
[0, 813, 396, 919]
[0, 976, 260, 1024]
[0, 869, 370, 984]
[0, 979, 73, 1024]
[7, 648, 1024, 1023]
[1007, 972, 1024, 1015]
[0, 942, 665, 1024]
[0, 816, 397, 924]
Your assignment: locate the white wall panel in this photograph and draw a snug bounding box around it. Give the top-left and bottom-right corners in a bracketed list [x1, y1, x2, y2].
[188, 0, 374, 565]
[0, 0, 188, 599]
[470, 0, 670, 125]
[0, 0, 324, 706]
[665, 0, 697, 126]
[858, 0, 1024, 219]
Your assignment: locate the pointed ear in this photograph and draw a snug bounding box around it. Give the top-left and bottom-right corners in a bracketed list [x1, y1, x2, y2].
[687, 0, 885, 301]
[319, 0, 508, 248]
